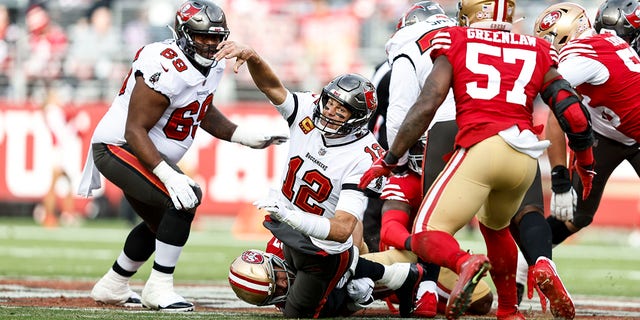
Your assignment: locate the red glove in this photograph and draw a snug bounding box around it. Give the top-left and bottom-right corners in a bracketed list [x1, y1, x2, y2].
[358, 152, 399, 190]
[572, 149, 596, 200]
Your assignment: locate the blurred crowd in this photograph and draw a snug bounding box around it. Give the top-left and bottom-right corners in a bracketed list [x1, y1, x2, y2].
[0, 0, 598, 105]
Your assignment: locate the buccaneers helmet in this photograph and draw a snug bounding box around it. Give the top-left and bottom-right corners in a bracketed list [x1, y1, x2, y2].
[396, 1, 448, 30]
[457, 0, 516, 31]
[594, 0, 640, 45]
[313, 73, 378, 137]
[533, 3, 591, 51]
[228, 249, 294, 306]
[174, 0, 230, 67]
[408, 135, 427, 175]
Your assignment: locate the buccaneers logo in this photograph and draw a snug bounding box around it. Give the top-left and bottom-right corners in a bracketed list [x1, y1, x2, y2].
[363, 84, 377, 111]
[241, 250, 265, 264]
[539, 10, 562, 31]
[178, 2, 202, 22]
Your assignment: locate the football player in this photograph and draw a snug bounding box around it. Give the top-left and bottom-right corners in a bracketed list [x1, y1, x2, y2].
[375, 137, 494, 317]
[78, 0, 287, 312]
[531, 0, 640, 307]
[382, 1, 553, 314]
[358, 0, 596, 319]
[215, 43, 423, 318]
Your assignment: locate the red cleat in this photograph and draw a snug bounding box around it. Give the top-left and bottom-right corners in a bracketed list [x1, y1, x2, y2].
[531, 257, 575, 320]
[445, 254, 491, 320]
[497, 309, 526, 320]
[413, 291, 437, 318]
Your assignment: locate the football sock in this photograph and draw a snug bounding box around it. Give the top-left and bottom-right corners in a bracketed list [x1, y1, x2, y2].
[411, 230, 466, 272]
[518, 212, 552, 264]
[547, 216, 575, 245]
[479, 224, 517, 314]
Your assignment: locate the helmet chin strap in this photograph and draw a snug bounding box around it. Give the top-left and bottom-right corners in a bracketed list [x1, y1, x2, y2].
[194, 53, 215, 67]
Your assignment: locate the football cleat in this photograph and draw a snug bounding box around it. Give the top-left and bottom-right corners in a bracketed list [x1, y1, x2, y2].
[141, 269, 194, 312]
[91, 269, 142, 308]
[516, 282, 525, 306]
[497, 309, 526, 320]
[413, 290, 438, 318]
[531, 257, 575, 319]
[445, 254, 491, 320]
[394, 263, 424, 318]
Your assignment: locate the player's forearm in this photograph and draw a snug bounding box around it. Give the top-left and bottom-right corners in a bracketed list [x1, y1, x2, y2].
[246, 54, 287, 105]
[546, 112, 568, 167]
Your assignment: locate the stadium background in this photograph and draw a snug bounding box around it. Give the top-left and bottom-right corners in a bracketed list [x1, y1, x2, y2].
[0, 0, 637, 230]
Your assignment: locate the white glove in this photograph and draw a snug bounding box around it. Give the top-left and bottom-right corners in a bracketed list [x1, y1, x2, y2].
[550, 188, 577, 221]
[153, 161, 199, 210]
[231, 125, 289, 149]
[253, 197, 290, 222]
[346, 278, 375, 308]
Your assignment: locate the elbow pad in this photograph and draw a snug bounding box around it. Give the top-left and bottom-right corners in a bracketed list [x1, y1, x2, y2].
[541, 77, 595, 151]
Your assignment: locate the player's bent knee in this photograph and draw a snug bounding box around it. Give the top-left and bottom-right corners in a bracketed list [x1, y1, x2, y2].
[571, 214, 592, 230]
[511, 205, 543, 225]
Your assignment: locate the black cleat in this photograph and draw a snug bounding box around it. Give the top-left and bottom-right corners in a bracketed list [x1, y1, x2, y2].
[394, 263, 424, 317]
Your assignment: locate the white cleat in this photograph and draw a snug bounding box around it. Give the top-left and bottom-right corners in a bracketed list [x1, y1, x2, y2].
[91, 269, 142, 308]
[141, 269, 194, 312]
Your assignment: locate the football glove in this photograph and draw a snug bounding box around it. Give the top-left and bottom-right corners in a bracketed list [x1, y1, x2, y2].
[358, 151, 400, 190]
[153, 161, 199, 210]
[575, 163, 596, 200]
[550, 166, 577, 222]
[346, 278, 375, 308]
[231, 125, 289, 149]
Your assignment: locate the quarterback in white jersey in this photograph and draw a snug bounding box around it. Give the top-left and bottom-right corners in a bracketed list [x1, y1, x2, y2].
[215, 41, 402, 318]
[78, 0, 287, 313]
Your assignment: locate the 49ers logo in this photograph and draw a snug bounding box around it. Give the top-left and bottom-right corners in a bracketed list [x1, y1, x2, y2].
[539, 10, 562, 31]
[178, 2, 202, 22]
[241, 250, 265, 264]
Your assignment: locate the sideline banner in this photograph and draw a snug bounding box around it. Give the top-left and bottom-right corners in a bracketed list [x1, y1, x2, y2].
[0, 102, 288, 217]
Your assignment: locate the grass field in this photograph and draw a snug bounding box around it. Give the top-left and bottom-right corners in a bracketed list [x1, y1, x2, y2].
[1, 216, 639, 319]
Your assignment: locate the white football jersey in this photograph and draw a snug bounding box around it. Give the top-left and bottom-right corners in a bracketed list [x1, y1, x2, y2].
[385, 16, 457, 149]
[273, 91, 384, 254]
[78, 39, 225, 196]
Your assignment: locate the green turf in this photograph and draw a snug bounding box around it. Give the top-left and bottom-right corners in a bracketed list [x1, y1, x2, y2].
[1, 215, 640, 320]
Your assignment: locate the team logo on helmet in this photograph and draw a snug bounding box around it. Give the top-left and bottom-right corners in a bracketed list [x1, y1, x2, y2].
[178, 3, 202, 22]
[626, 8, 640, 28]
[539, 10, 562, 31]
[363, 86, 377, 111]
[241, 250, 265, 264]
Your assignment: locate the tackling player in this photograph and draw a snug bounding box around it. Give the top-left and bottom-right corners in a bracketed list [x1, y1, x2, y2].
[358, 0, 595, 319]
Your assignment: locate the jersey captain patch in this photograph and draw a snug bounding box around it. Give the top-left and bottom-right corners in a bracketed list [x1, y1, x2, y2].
[299, 117, 315, 134]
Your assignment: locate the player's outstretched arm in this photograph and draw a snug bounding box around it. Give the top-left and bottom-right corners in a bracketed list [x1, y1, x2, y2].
[214, 40, 288, 105]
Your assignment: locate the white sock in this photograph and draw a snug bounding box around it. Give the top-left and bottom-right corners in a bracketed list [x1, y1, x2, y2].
[379, 263, 410, 290]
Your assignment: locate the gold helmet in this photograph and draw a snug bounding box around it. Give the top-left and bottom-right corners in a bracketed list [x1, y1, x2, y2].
[228, 249, 294, 306]
[533, 3, 592, 51]
[457, 0, 516, 31]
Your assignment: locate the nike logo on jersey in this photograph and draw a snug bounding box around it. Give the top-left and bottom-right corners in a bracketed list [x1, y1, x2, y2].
[161, 64, 169, 72]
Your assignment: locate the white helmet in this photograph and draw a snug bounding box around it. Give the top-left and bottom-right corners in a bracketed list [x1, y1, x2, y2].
[228, 249, 294, 306]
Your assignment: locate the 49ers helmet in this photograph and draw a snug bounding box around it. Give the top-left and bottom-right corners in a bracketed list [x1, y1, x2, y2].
[228, 249, 294, 306]
[313, 73, 378, 137]
[594, 0, 640, 44]
[396, 1, 447, 30]
[174, 0, 230, 67]
[457, 0, 516, 31]
[408, 135, 427, 175]
[533, 3, 591, 51]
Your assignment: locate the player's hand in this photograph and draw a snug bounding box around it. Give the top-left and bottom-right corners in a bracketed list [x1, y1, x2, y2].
[253, 198, 290, 223]
[575, 163, 596, 200]
[231, 125, 289, 149]
[153, 161, 199, 210]
[346, 278, 375, 308]
[358, 152, 399, 190]
[550, 166, 577, 221]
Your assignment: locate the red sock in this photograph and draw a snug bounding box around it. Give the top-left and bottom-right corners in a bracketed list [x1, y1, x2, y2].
[479, 224, 518, 314]
[411, 230, 468, 271]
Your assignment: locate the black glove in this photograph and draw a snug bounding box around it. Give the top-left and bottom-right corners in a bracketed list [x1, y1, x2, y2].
[550, 165, 572, 193]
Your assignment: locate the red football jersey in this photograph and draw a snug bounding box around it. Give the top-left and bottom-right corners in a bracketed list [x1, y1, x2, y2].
[380, 172, 423, 220]
[429, 26, 558, 148]
[560, 33, 640, 143]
